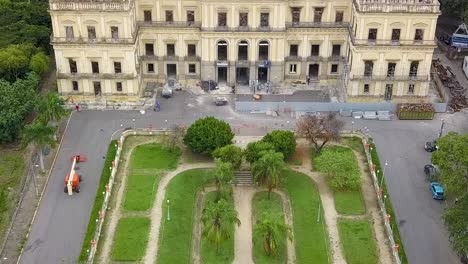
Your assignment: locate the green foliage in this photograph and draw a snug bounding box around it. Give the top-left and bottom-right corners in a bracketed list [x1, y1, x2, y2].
[439, 0, 468, 23]
[252, 150, 285, 198]
[130, 143, 180, 171]
[213, 144, 243, 170]
[21, 120, 56, 149]
[244, 141, 275, 164]
[79, 141, 117, 261]
[443, 195, 468, 254]
[431, 132, 468, 197]
[255, 212, 291, 257]
[0, 44, 32, 81]
[262, 130, 296, 160]
[111, 217, 150, 261]
[183, 117, 234, 155]
[29, 51, 49, 76]
[338, 219, 377, 264]
[334, 190, 365, 215]
[123, 175, 160, 211]
[214, 159, 234, 200]
[37, 92, 67, 124]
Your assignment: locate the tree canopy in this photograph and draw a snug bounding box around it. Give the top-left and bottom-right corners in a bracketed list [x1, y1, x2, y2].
[439, 0, 468, 23]
[183, 117, 234, 155]
[213, 144, 243, 170]
[262, 130, 296, 160]
[296, 114, 344, 154]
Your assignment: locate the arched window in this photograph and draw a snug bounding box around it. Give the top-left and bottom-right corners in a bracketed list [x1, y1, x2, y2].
[238, 40, 248, 61]
[258, 40, 269, 60]
[217, 40, 228, 61]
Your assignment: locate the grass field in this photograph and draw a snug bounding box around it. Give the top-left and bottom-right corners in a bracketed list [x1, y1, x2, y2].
[130, 143, 180, 171]
[342, 137, 366, 156]
[200, 192, 235, 264]
[111, 217, 150, 261]
[338, 219, 377, 264]
[334, 191, 366, 215]
[123, 174, 160, 211]
[157, 168, 215, 264]
[282, 170, 330, 264]
[252, 191, 287, 264]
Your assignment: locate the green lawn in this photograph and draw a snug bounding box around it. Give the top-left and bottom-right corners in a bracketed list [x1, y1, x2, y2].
[342, 137, 366, 156]
[157, 168, 216, 264]
[338, 219, 377, 264]
[252, 191, 287, 264]
[123, 174, 160, 211]
[130, 143, 180, 170]
[312, 146, 366, 215]
[282, 170, 330, 264]
[111, 217, 150, 261]
[200, 192, 235, 264]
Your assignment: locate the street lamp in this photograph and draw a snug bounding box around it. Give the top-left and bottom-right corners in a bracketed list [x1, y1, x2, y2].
[132, 119, 136, 130]
[438, 119, 445, 138]
[383, 194, 388, 205]
[351, 121, 354, 132]
[380, 160, 389, 187]
[166, 199, 171, 221]
[165, 120, 168, 130]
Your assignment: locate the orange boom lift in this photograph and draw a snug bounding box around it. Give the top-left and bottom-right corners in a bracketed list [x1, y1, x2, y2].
[64, 155, 86, 195]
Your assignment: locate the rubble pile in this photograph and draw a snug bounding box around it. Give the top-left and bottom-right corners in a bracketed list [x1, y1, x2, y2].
[432, 60, 467, 112]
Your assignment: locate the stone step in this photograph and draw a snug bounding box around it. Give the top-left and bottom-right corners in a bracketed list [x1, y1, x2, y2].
[234, 171, 253, 186]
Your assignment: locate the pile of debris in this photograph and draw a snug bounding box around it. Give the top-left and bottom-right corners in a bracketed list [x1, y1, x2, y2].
[432, 60, 467, 112]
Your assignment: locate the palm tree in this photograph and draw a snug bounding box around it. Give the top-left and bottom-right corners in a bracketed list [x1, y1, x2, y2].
[37, 92, 67, 124]
[255, 213, 292, 256]
[252, 150, 285, 199]
[22, 120, 56, 171]
[201, 199, 241, 253]
[214, 159, 234, 199]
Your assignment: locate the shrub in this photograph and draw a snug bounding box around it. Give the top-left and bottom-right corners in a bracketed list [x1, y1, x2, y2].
[213, 144, 243, 170]
[183, 117, 234, 155]
[244, 141, 275, 164]
[262, 130, 296, 160]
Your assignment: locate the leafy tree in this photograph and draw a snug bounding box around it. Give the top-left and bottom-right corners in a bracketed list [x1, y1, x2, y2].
[252, 150, 285, 199]
[255, 213, 292, 256]
[201, 199, 241, 253]
[183, 117, 234, 154]
[0, 73, 39, 143]
[432, 132, 468, 197]
[244, 141, 275, 164]
[439, 0, 468, 23]
[214, 159, 234, 200]
[443, 195, 468, 255]
[21, 119, 56, 171]
[0, 44, 32, 81]
[262, 130, 296, 160]
[296, 113, 344, 154]
[37, 91, 67, 124]
[213, 144, 243, 170]
[29, 51, 49, 76]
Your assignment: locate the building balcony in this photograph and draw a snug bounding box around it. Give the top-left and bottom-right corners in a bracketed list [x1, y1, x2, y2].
[350, 74, 430, 81]
[236, 60, 250, 67]
[286, 22, 350, 29]
[349, 35, 436, 46]
[57, 72, 136, 79]
[140, 55, 159, 61]
[306, 56, 325, 62]
[201, 26, 285, 32]
[285, 56, 302, 62]
[51, 36, 135, 44]
[184, 56, 201, 61]
[137, 21, 201, 29]
[163, 55, 179, 61]
[49, 0, 133, 11]
[353, 0, 440, 13]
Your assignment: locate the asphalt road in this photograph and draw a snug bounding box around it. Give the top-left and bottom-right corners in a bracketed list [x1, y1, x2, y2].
[19, 91, 467, 264]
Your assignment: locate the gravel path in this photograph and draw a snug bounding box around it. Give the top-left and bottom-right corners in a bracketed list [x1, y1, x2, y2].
[273, 190, 297, 264]
[191, 187, 217, 264]
[232, 187, 256, 264]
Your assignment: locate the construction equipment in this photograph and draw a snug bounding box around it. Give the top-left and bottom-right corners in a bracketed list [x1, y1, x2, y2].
[447, 23, 468, 48]
[64, 155, 85, 195]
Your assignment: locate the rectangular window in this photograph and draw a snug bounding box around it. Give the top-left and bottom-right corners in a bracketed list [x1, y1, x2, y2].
[187, 44, 196, 56]
[165, 10, 173, 22]
[147, 63, 154, 73]
[289, 64, 297, 74]
[414, 29, 424, 42]
[114, 62, 122, 73]
[260, 13, 269, 27]
[91, 61, 99, 74]
[363, 84, 370, 93]
[314, 8, 324, 23]
[111, 26, 119, 39]
[364, 60, 374, 76]
[69, 59, 77, 73]
[87, 26, 96, 40]
[187, 11, 195, 22]
[290, 45, 298, 57]
[391, 29, 401, 42]
[368, 28, 377, 41]
[218, 12, 227, 27]
[335, 11, 344, 23]
[331, 64, 338, 73]
[144, 10, 152, 22]
[311, 45, 320, 56]
[72, 81, 78, 91]
[188, 64, 196, 73]
[332, 44, 341, 56]
[239, 12, 248, 27]
[93, 81, 101, 95]
[65, 26, 74, 39]
[116, 82, 123, 92]
[292, 8, 300, 24]
[387, 62, 396, 77]
[167, 44, 175, 56]
[408, 84, 415, 94]
[409, 61, 419, 77]
[145, 43, 154, 56]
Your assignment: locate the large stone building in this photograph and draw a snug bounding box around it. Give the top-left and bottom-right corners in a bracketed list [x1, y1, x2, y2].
[50, 0, 440, 103]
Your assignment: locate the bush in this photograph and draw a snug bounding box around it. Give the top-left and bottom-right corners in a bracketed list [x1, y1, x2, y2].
[213, 144, 243, 170]
[262, 130, 296, 160]
[183, 117, 234, 155]
[244, 141, 275, 164]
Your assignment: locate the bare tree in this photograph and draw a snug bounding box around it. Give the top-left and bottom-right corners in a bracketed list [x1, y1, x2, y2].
[296, 113, 344, 154]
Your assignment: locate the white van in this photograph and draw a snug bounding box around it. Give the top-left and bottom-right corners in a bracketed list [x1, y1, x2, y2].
[463, 56, 468, 79]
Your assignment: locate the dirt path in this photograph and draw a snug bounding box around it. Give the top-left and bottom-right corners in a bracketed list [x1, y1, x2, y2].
[292, 147, 347, 264]
[352, 149, 393, 264]
[273, 190, 297, 264]
[232, 187, 255, 264]
[144, 163, 215, 264]
[191, 187, 216, 264]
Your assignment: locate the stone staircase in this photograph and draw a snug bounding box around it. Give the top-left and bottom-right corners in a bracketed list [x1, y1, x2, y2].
[234, 171, 254, 186]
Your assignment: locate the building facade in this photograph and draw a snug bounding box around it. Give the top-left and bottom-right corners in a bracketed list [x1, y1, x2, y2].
[50, 0, 440, 103]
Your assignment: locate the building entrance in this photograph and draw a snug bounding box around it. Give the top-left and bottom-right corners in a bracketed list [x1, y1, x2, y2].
[258, 67, 268, 83]
[236, 67, 249, 85]
[309, 64, 319, 79]
[217, 67, 227, 84]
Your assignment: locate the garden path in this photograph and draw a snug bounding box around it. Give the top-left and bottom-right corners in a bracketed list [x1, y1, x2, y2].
[191, 187, 217, 264]
[273, 190, 297, 264]
[232, 186, 256, 264]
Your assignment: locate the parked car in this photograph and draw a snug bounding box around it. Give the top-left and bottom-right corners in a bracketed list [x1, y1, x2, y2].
[424, 164, 440, 182]
[214, 96, 228, 106]
[424, 140, 438, 152]
[430, 182, 445, 200]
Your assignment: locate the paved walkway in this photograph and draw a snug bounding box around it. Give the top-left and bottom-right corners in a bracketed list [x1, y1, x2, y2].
[232, 187, 255, 264]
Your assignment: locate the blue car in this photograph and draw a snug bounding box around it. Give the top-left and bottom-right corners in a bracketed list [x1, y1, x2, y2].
[430, 182, 445, 200]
